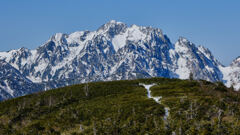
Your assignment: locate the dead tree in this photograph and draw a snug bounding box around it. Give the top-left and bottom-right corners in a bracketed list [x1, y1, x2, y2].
[189, 72, 194, 81]
[84, 82, 89, 97]
[93, 121, 97, 135]
[49, 95, 52, 107]
[218, 109, 223, 129]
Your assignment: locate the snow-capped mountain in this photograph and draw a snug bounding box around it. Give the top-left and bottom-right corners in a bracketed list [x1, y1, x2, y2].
[220, 57, 240, 90]
[0, 20, 239, 100]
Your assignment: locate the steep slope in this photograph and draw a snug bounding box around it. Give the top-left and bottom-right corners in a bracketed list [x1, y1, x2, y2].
[0, 20, 238, 100]
[0, 60, 40, 100]
[172, 37, 223, 81]
[0, 21, 176, 83]
[220, 56, 240, 90]
[0, 78, 239, 134]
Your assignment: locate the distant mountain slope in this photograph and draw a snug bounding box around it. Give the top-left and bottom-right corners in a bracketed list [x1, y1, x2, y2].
[220, 56, 240, 90]
[0, 20, 239, 100]
[0, 60, 40, 100]
[0, 78, 239, 134]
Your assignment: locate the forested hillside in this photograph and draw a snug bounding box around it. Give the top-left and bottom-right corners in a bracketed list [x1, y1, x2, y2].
[0, 78, 239, 134]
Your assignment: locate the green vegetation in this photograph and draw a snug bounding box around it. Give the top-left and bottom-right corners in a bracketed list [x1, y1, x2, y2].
[0, 78, 240, 134]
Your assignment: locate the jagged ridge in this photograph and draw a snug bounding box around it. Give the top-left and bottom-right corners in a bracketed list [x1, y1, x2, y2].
[0, 20, 239, 100]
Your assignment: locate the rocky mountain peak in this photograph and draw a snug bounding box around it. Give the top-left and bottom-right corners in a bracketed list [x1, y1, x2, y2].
[230, 56, 240, 67]
[97, 20, 127, 37]
[174, 37, 195, 54]
[49, 33, 68, 45]
[177, 37, 193, 46]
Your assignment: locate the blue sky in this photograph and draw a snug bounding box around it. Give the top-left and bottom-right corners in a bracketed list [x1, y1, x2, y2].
[0, 0, 239, 65]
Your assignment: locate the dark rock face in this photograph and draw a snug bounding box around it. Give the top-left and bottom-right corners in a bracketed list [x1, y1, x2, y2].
[0, 60, 41, 100]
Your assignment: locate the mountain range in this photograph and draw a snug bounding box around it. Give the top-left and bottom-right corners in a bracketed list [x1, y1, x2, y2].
[0, 20, 239, 100]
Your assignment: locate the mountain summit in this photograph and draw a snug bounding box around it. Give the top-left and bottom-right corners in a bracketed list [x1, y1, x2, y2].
[0, 20, 239, 100]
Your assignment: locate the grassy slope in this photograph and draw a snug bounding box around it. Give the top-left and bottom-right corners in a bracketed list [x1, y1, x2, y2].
[0, 78, 240, 134]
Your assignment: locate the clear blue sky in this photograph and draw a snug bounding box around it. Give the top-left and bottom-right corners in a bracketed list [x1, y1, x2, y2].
[0, 0, 239, 65]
